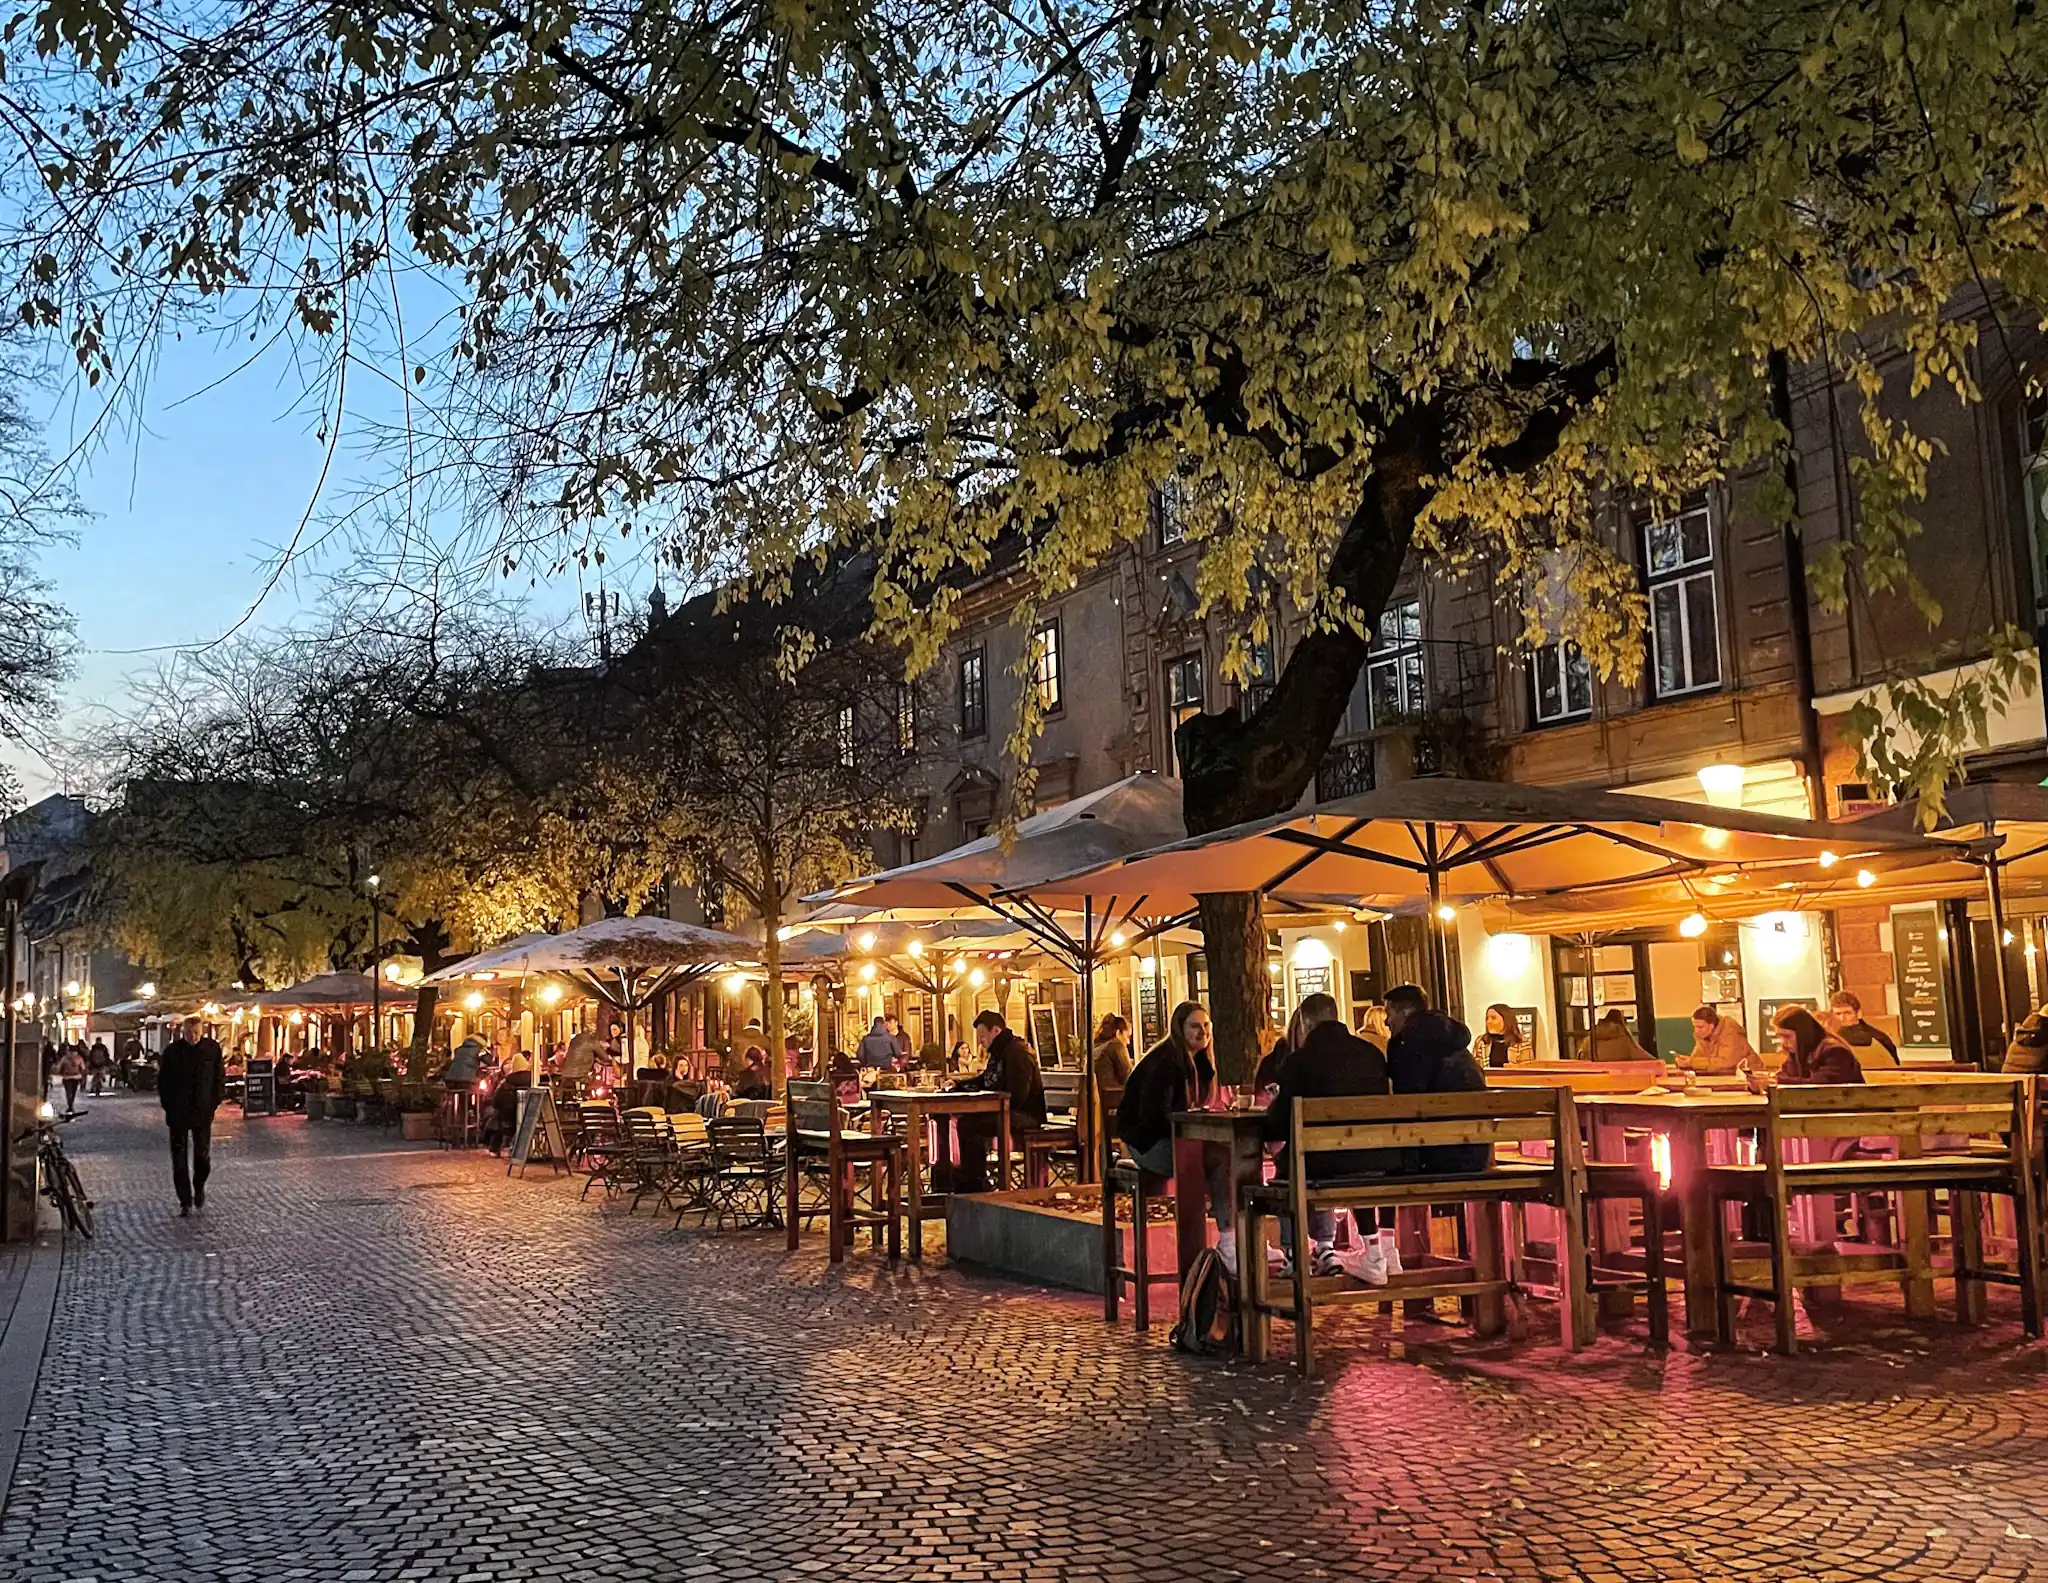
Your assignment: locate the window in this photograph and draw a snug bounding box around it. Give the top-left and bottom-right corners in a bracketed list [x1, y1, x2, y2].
[1164, 653, 1204, 774]
[1031, 617, 1064, 715]
[1239, 636, 1276, 719]
[1640, 494, 1721, 697]
[1364, 598, 1425, 726]
[895, 683, 917, 756]
[958, 646, 987, 739]
[837, 705, 856, 770]
[1529, 641, 1594, 725]
[1158, 476, 1187, 549]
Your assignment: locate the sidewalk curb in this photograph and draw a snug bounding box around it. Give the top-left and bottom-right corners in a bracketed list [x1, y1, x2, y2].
[0, 1234, 63, 1521]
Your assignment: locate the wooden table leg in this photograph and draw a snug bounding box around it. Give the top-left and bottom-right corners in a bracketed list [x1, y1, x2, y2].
[1399, 1204, 1434, 1321]
[997, 1097, 1011, 1191]
[1173, 1130, 1208, 1277]
[1589, 1116, 1637, 1320]
[1469, 1201, 1506, 1336]
[903, 1105, 927, 1261]
[1955, 1189, 1987, 1325]
[1899, 1134, 1936, 1318]
[1672, 1117, 1722, 1342]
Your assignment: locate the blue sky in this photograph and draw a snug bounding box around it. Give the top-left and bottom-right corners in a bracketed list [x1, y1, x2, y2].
[5, 330, 629, 800]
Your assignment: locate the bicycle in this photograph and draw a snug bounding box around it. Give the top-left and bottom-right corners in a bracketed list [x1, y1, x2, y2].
[20, 1100, 94, 1239]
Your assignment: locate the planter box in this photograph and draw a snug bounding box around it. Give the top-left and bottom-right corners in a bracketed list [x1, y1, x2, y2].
[946, 1187, 1178, 1296]
[305, 1094, 327, 1122]
[399, 1110, 436, 1142]
[329, 1096, 358, 1122]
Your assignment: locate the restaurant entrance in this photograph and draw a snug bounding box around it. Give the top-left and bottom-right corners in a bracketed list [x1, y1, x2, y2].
[1552, 925, 1744, 1059]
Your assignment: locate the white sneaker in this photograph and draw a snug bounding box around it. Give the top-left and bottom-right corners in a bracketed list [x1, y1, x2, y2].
[1379, 1228, 1404, 1276]
[1312, 1243, 1345, 1278]
[1216, 1235, 1239, 1279]
[1340, 1239, 1389, 1286]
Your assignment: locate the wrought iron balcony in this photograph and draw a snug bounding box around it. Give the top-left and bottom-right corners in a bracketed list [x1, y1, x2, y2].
[1315, 736, 1376, 801]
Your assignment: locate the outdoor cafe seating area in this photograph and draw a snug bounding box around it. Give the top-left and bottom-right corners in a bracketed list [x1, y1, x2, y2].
[353, 772, 2048, 1375]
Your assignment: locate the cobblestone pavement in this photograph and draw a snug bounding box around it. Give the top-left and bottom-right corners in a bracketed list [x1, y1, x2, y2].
[2, 1097, 2045, 1582]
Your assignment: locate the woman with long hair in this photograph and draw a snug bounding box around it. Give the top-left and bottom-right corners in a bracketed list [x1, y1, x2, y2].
[1091, 1012, 1132, 1094]
[1114, 1001, 1239, 1266]
[1478, 1004, 1523, 1068]
[1768, 1005, 1863, 1085]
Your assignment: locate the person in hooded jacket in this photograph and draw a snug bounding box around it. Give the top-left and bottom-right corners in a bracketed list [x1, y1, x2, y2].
[1261, 993, 1397, 1282]
[856, 1016, 901, 1070]
[1384, 985, 1490, 1175]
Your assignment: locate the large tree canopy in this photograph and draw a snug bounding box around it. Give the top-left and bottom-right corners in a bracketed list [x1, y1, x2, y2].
[12, 0, 2048, 1060]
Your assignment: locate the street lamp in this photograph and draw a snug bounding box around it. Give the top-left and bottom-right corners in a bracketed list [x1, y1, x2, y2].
[367, 872, 382, 1056]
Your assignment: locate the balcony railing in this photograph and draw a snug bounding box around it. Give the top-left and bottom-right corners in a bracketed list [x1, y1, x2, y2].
[1315, 736, 1376, 801]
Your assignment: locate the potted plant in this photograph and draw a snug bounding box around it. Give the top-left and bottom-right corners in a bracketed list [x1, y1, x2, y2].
[397, 1083, 438, 1142]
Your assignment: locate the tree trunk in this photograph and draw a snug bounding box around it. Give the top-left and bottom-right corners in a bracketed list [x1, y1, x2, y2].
[406, 918, 453, 1065]
[1174, 415, 1442, 1073]
[761, 893, 786, 1092]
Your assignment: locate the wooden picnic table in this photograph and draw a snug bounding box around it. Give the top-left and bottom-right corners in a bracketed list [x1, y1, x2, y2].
[868, 1088, 1010, 1260]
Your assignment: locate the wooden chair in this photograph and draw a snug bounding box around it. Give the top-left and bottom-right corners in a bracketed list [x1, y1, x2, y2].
[1098, 1083, 1174, 1330]
[1238, 1089, 1593, 1377]
[784, 1079, 903, 1261]
[1707, 1078, 2042, 1354]
[703, 1116, 782, 1230]
[1581, 1154, 1670, 1347]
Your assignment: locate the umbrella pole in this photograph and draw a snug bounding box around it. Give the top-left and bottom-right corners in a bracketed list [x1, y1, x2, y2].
[1080, 898, 1096, 1186]
[1426, 860, 1450, 1010]
[1985, 858, 2015, 1048]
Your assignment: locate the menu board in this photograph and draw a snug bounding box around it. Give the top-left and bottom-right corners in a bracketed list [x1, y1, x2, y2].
[1291, 963, 1332, 1005]
[1891, 908, 1950, 1048]
[1136, 970, 1163, 1047]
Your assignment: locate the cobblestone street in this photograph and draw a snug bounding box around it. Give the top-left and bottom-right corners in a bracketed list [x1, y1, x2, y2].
[1, 1097, 2045, 1582]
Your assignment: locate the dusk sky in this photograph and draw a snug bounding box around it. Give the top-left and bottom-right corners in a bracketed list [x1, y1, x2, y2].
[6, 327, 628, 801]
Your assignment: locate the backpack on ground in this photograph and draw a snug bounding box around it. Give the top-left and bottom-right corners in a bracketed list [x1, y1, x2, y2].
[1170, 1246, 1240, 1356]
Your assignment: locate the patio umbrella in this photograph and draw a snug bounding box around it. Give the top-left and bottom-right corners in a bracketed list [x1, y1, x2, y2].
[239, 971, 384, 1009]
[1010, 777, 1935, 1005]
[810, 772, 1236, 1174]
[422, 917, 762, 1062]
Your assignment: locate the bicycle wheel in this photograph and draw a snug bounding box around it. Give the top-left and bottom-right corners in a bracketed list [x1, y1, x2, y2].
[52, 1153, 95, 1239]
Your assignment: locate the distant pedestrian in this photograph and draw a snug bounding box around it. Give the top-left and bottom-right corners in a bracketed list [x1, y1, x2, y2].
[55, 1044, 87, 1115]
[159, 1016, 227, 1216]
[87, 1037, 113, 1095]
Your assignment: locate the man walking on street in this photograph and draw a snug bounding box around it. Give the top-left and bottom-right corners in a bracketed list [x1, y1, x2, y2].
[159, 1017, 226, 1216]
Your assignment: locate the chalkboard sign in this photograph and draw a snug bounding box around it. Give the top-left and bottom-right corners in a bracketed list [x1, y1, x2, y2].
[1028, 1004, 1062, 1068]
[1136, 969, 1163, 1047]
[242, 1058, 277, 1117]
[1891, 908, 1950, 1049]
[507, 1087, 569, 1177]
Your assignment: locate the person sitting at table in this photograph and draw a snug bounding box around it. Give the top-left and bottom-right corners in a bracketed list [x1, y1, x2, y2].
[1768, 1004, 1864, 1084]
[1477, 1004, 1532, 1068]
[2001, 1007, 2048, 1074]
[948, 1010, 1047, 1193]
[1681, 1004, 1757, 1075]
[443, 1036, 484, 1090]
[856, 1016, 901, 1070]
[482, 1067, 530, 1155]
[731, 1046, 772, 1101]
[1827, 990, 1900, 1066]
[1091, 1013, 1132, 1096]
[827, 1047, 864, 1106]
[1114, 1001, 1240, 1267]
[1577, 1007, 1654, 1063]
[1385, 985, 1489, 1174]
[1263, 992, 1396, 1284]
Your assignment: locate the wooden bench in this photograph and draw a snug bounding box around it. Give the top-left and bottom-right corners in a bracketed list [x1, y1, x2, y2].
[1706, 1078, 2042, 1353]
[1238, 1089, 1594, 1376]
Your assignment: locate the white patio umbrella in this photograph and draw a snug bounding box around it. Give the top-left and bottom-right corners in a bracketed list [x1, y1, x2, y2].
[423, 917, 762, 1061]
[1011, 777, 1937, 1004]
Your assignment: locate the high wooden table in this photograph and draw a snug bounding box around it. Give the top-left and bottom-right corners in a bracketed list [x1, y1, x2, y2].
[1578, 1089, 1766, 1340]
[1169, 1109, 1267, 1278]
[868, 1089, 1010, 1260]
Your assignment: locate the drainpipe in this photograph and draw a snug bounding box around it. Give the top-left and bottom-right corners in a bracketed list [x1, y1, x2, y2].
[1771, 350, 1842, 992]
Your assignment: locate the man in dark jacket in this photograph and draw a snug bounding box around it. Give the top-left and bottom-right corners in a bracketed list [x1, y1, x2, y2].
[1384, 985, 1490, 1175]
[159, 1017, 227, 1216]
[1263, 993, 1394, 1278]
[949, 1009, 1046, 1193]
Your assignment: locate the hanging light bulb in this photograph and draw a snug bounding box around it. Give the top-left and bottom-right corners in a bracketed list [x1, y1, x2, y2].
[1855, 868, 1877, 888]
[1435, 904, 1455, 923]
[1679, 912, 1708, 939]
[1109, 930, 1127, 948]
[1817, 850, 1839, 869]
[857, 930, 878, 953]
[907, 939, 924, 957]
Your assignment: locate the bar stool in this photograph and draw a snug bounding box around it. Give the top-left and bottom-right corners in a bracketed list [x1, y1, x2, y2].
[437, 1085, 480, 1149]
